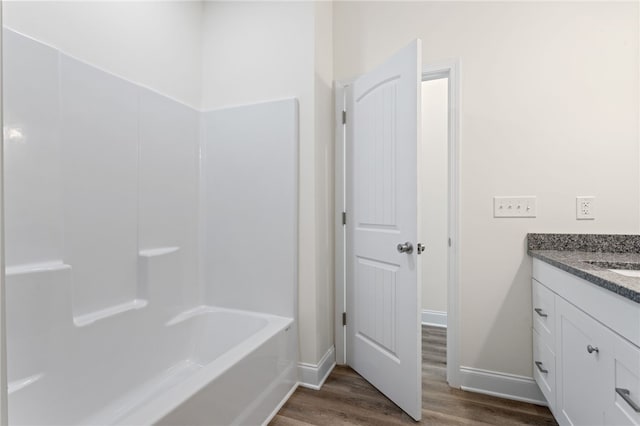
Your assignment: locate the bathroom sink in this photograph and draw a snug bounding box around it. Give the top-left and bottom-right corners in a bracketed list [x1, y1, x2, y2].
[609, 269, 640, 278]
[582, 261, 640, 278]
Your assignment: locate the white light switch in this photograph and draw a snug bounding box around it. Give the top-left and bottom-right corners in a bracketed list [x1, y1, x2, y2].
[493, 196, 537, 218]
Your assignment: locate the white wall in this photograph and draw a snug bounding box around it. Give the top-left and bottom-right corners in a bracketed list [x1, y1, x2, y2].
[421, 78, 448, 314]
[313, 0, 335, 368]
[201, 1, 335, 365]
[3, 1, 204, 108]
[334, 1, 640, 377]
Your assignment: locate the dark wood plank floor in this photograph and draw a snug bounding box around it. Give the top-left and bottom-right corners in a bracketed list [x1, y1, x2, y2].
[271, 326, 557, 425]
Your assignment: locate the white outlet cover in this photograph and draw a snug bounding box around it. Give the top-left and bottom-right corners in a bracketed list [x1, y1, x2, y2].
[576, 196, 595, 220]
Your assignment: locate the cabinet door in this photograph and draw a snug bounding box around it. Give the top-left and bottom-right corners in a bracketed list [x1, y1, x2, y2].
[605, 333, 640, 425]
[556, 297, 610, 426]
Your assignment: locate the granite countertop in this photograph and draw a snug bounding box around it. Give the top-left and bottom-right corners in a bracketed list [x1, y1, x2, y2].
[527, 233, 640, 304]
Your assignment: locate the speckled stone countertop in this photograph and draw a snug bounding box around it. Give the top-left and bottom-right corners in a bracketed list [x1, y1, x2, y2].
[527, 233, 640, 304]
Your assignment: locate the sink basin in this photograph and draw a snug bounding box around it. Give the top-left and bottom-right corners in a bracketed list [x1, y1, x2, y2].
[582, 260, 640, 278]
[608, 269, 640, 278]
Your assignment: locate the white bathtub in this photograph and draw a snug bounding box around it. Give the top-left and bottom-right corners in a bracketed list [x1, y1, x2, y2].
[4, 28, 300, 424]
[7, 264, 297, 426]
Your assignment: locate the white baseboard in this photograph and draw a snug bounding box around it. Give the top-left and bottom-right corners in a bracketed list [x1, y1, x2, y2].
[298, 346, 336, 390]
[421, 309, 447, 328]
[459, 366, 547, 406]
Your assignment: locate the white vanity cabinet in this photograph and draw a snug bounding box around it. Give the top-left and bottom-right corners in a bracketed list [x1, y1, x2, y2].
[532, 259, 640, 426]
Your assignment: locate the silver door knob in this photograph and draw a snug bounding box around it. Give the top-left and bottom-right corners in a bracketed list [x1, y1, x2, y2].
[587, 345, 599, 354]
[397, 242, 413, 254]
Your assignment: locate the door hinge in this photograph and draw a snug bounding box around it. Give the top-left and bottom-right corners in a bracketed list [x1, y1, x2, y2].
[342, 110, 347, 125]
[342, 211, 347, 226]
[342, 312, 347, 326]
[448, 238, 452, 247]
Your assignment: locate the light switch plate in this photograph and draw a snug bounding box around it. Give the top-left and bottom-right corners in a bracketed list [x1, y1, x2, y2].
[493, 196, 537, 218]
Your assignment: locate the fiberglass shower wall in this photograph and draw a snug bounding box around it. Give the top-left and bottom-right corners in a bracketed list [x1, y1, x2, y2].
[2, 7, 300, 421]
[201, 99, 299, 320]
[3, 25, 201, 350]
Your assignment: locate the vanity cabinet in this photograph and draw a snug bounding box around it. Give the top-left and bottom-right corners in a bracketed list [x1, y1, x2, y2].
[532, 259, 640, 426]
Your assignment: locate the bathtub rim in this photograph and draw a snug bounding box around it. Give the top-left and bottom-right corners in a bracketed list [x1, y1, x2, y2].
[87, 306, 294, 426]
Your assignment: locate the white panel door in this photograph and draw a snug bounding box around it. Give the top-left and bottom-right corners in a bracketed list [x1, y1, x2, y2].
[346, 40, 422, 420]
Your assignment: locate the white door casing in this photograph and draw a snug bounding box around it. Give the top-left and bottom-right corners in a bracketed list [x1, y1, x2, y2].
[0, 7, 8, 424]
[346, 39, 422, 421]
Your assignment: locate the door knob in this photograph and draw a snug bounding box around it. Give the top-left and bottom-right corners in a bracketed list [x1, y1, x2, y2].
[587, 345, 599, 354]
[397, 242, 413, 254]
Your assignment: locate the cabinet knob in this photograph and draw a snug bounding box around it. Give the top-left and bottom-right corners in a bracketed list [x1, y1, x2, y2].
[586, 344, 599, 354]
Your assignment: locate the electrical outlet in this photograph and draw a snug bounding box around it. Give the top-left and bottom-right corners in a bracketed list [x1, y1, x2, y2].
[576, 196, 595, 220]
[493, 196, 537, 218]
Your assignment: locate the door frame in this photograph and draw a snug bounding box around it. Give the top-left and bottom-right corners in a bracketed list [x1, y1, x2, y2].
[0, 4, 8, 422]
[334, 59, 461, 388]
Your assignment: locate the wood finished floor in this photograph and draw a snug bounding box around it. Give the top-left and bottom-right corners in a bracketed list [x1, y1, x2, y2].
[271, 326, 557, 425]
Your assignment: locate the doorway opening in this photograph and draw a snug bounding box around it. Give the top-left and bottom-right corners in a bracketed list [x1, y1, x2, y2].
[420, 77, 449, 331]
[420, 75, 449, 394]
[419, 61, 460, 390]
[420, 69, 457, 401]
[420, 61, 461, 390]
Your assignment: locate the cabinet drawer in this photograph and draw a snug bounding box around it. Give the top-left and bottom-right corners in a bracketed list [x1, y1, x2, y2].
[606, 335, 640, 425]
[533, 278, 556, 350]
[533, 328, 556, 410]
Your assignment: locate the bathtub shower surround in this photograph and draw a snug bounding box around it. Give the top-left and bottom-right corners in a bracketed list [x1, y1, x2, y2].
[3, 28, 298, 425]
[203, 101, 298, 319]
